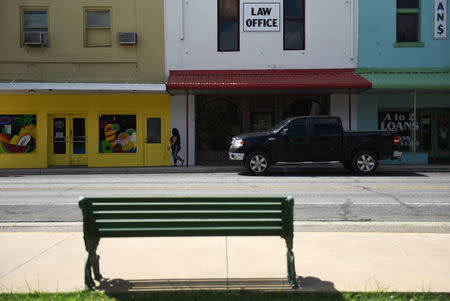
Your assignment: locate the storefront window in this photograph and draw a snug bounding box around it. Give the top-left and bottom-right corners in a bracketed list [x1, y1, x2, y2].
[99, 115, 137, 153]
[197, 99, 241, 151]
[0, 114, 37, 154]
[378, 110, 419, 151]
[251, 112, 273, 132]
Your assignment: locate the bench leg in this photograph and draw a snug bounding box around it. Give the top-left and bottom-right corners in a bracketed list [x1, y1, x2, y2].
[84, 253, 96, 290]
[93, 253, 102, 280]
[285, 236, 298, 289]
[84, 238, 102, 291]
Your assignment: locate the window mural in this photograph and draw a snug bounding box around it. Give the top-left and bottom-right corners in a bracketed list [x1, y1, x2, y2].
[99, 115, 137, 153]
[0, 115, 37, 154]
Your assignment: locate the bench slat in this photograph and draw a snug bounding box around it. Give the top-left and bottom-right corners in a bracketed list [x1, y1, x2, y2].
[85, 197, 286, 203]
[96, 220, 282, 229]
[98, 227, 283, 238]
[93, 211, 282, 220]
[91, 202, 282, 211]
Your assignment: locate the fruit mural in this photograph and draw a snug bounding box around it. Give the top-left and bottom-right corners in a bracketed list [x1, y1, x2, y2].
[0, 115, 37, 154]
[99, 115, 137, 153]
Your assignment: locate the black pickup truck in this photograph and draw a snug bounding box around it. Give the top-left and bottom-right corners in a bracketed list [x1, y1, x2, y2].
[229, 116, 402, 175]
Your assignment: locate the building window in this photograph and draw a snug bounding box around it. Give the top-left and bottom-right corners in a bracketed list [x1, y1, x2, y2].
[396, 0, 423, 46]
[251, 112, 273, 132]
[22, 9, 48, 46]
[146, 118, 161, 144]
[99, 115, 137, 153]
[85, 8, 111, 47]
[284, 0, 304, 50]
[218, 0, 239, 51]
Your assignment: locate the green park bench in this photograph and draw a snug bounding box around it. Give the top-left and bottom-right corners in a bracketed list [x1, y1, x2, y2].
[78, 196, 298, 290]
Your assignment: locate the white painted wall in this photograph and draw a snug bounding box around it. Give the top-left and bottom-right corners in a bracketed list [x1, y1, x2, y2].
[330, 93, 358, 130]
[165, 0, 358, 74]
[170, 94, 196, 165]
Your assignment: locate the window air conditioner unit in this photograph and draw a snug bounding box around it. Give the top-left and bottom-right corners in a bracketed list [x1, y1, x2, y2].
[118, 32, 137, 45]
[23, 32, 48, 47]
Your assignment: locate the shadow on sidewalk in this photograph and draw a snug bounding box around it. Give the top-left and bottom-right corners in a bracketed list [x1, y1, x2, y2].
[96, 276, 338, 293]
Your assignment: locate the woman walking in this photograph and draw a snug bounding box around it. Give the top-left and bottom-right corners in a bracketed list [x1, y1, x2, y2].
[168, 128, 184, 166]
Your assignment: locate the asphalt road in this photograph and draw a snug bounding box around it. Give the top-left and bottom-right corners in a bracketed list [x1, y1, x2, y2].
[0, 169, 449, 226]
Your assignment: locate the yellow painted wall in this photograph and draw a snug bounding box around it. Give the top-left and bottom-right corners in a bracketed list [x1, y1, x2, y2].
[0, 0, 165, 83]
[0, 94, 171, 168]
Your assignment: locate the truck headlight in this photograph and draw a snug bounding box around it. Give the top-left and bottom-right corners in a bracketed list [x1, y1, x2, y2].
[232, 138, 243, 148]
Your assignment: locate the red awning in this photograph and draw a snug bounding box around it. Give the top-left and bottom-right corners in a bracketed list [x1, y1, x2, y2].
[166, 69, 372, 91]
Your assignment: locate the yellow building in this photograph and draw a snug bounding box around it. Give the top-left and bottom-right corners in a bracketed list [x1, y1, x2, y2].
[0, 0, 170, 168]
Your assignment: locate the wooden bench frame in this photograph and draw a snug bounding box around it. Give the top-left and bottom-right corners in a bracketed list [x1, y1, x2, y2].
[79, 196, 298, 290]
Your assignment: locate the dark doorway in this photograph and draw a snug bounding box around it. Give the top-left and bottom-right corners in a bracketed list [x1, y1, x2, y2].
[196, 99, 242, 164]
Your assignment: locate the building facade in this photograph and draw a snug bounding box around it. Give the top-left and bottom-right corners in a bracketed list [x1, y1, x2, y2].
[165, 0, 369, 164]
[357, 0, 450, 164]
[0, 0, 171, 168]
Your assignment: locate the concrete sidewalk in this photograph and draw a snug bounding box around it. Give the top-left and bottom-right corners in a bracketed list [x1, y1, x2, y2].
[1, 231, 449, 293]
[1, 163, 450, 176]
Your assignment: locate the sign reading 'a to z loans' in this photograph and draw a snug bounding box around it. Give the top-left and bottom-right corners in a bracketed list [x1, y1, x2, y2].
[243, 3, 280, 32]
[433, 0, 448, 39]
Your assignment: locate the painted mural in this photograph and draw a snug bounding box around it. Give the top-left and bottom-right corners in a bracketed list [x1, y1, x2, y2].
[0, 115, 37, 154]
[99, 115, 137, 153]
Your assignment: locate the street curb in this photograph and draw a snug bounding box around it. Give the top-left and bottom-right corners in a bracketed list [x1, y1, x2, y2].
[1, 164, 450, 176]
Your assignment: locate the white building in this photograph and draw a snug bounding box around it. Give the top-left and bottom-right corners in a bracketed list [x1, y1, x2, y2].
[164, 0, 367, 164]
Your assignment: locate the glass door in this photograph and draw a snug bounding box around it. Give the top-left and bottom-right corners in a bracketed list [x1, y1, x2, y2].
[48, 115, 69, 166]
[70, 115, 87, 165]
[419, 110, 450, 160]
[437, 114, 449, 155]
[48, 114, 87, 166]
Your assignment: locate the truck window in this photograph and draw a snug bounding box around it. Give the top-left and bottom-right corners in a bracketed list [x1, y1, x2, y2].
[287, 119, 307, 138]
[312, 118, 340, 136]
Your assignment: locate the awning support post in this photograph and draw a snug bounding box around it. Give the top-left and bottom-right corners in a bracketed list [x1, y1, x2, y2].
[186, 89, 189, 167]
[348, 88, 352, 130]
[413, 90, 417, 165]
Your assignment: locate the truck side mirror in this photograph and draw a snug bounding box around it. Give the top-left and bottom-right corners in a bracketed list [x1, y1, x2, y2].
[281, 128, 288, 136]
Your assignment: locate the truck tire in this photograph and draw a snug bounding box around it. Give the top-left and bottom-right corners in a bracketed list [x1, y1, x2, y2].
[245, 151, 270, 175]
[352, 150, 378, 175]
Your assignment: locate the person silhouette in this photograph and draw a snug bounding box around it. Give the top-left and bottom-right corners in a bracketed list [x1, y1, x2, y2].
[168, 128, 184, 166]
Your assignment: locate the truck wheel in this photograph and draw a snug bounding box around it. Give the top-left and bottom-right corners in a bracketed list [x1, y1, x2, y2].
[245, 151, 270, 175]
[352, 150, 378, 175]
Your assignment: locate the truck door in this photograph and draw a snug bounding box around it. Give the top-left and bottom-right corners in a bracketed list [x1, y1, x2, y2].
[308, 117, 342, 161]
[276, 118, 309, 162]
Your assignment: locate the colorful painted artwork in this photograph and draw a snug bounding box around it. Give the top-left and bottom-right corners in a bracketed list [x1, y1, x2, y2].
[99, 115, 137, 153]
[0, 115, 37, 154]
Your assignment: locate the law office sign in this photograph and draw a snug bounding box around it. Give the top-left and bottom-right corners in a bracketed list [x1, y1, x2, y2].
[243, 3, 280, 32]
[433, 0, 448, 39]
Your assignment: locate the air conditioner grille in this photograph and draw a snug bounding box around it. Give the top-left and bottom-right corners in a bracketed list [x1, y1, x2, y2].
[118, 32, 137, 44]
[23, 31, 48, 47]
